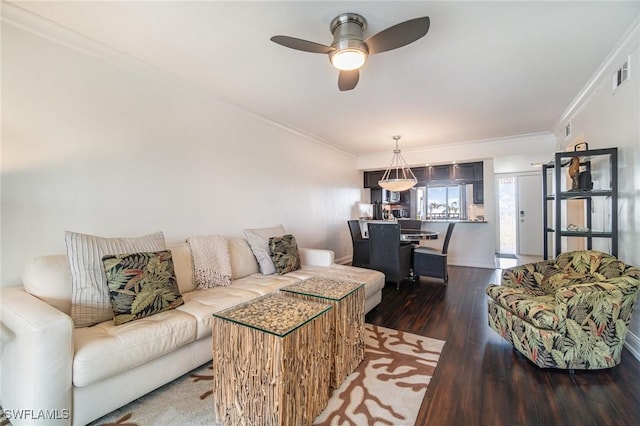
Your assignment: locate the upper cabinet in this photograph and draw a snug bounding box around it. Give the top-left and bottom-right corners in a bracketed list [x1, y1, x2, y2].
[363, 170, 386, 189]
[363, 167, 427, 189]
[411, 167, 427, 183]
[473, 182, 484, 204]
[427, 161, 483, 184]
[452, 162, 483, 182]
[364, 161, 483, 188]
[428, 165, 452, 182]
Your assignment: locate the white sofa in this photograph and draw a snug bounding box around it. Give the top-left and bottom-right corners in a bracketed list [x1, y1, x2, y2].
[0, 237, 385, 425]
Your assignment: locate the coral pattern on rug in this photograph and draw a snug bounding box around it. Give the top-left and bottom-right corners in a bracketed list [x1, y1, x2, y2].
[82, 324, 445, 426]
[314, 324, 445, 425]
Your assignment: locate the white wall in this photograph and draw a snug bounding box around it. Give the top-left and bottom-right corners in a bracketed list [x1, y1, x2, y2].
[1, 19, 361, 287]
[553, 20, 640, 358]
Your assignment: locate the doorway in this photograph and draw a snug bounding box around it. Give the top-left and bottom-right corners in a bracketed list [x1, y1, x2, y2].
[497, 173, 543, 261]
[497, 176, 517, 256]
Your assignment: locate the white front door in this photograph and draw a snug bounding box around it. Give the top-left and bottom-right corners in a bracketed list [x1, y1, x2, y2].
[517, 174, 543, 256]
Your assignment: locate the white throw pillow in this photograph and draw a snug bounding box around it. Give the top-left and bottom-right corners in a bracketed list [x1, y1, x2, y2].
[65, 231, 166, 327]
[243, 225, 285, 275]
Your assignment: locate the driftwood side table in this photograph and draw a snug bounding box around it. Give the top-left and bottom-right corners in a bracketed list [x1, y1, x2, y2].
[211, 294, 332, 426]
[281, 277, 365, 388]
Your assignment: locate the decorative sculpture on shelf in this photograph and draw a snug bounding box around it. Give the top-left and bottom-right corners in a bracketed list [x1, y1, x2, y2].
[567, 142, 591, 191]
[568, 157, 580, 190]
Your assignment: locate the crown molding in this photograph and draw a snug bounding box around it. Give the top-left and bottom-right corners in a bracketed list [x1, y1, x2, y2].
[1, 0, 354, 158]
[359, 131, 555, 161]
[1, 0, 162, 79]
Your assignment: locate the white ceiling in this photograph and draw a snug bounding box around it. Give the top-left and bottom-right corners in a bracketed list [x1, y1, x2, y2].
[10, 1, 639, 155]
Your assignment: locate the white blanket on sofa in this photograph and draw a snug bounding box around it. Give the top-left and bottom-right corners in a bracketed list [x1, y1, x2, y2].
[186, 235, 232, 289]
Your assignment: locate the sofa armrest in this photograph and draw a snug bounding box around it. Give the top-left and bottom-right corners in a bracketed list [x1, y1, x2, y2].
[299, 247, 335, 267]
[501, 260, 557, 289]
[1, 287, 74, 425]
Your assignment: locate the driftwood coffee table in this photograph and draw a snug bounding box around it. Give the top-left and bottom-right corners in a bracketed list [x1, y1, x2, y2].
[211, 293, 332, 426]
[281, 276, 365, 388]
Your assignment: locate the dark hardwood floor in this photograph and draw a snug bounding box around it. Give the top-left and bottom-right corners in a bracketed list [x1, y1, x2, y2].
[364, 266, 640, 426]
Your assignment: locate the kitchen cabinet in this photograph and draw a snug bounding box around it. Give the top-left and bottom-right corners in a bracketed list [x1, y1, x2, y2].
[365, 163, 481, 188]
[453, 162, 483, 182]
[411, 167, 427, 183]
[363, 170, 386, 189]
[364, 167, 427, 189]
[542, 147, 617, 259]
[428, 165, 452, 182]
[427, 162, 483, 184]
[473, 182, 484, 204]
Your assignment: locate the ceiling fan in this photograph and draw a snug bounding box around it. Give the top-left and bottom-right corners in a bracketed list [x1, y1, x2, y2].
[270, 13, 430, 91]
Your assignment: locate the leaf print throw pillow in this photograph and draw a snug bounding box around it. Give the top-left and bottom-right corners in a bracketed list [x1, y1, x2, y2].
[102, 250, 184, 325]
[269, 234, 301, 275]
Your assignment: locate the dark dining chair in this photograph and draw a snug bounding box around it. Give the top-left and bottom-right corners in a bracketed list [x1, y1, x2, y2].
[347, 220, 369, 268]
[368, 223, 412, 290]
[412, 222, 456, 285]
[399, 219, 423, 234]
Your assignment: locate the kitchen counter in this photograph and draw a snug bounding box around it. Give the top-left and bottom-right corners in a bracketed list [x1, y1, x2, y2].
[421, 219, 488, 223]
[363, 219, 487, 223]
[357, 218, 496, 269]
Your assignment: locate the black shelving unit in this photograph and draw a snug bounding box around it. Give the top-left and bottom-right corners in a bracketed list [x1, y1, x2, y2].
[542, 147, 618, 259]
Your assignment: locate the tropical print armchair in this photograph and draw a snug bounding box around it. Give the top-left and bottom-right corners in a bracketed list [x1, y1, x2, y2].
[486, 250, 640, 370]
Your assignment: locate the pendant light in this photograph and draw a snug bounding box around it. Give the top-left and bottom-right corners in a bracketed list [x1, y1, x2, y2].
[378, 135, 417, 192]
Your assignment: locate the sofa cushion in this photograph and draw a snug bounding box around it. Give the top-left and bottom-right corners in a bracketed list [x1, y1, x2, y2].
[23, 254, 73, 315]
[231, 273, 301, 295]
[555, 250, 623, 278]
[542, 271, 606, 292]
[286, 264, 386, 303]
[227, 237, 260, 279]
[65, 231, 166, 327]
[243, 225, 285, 275]
[486, 285, 560, 330]
[177, 287, 263, 339]
[501, 261, 559, 290]
[23, 244, 194, 316]
[167, 242, 196, 294]
[72, 309, 196, 387]
[186, 234, 232, 289]
[102, 250, 184, 325]
[269, 234, 301, 275]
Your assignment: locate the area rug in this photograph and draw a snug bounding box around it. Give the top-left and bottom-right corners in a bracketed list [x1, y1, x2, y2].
[77, 324, 444, 425]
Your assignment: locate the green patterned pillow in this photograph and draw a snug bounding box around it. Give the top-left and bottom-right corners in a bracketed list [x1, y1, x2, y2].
[269, 234, 301, 275]
[102, 250, 184, 325]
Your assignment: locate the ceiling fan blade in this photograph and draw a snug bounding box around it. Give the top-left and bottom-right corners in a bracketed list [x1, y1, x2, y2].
[338, 70, 359, 91]
[270, 35, 334, 54]
[364, 16, 430, 55]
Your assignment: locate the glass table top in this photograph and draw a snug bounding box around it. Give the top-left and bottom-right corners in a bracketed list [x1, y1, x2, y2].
[280, 277, 365, 301]
[212, 293, 331, 337]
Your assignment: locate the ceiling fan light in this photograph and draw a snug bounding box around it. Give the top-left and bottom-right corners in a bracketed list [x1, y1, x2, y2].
[330, 49, 367, 71]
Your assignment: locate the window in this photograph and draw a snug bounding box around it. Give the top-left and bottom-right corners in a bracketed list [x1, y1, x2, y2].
[416, 187, 426, 220]
[424, 184, 464, 220]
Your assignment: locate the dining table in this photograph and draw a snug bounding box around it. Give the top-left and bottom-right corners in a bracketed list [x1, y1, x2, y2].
[400, 230, 439, 243]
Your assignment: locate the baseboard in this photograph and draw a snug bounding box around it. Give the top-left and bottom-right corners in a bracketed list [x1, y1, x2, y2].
[625, 330, 640, 361]
[337, 256, 494, 269]
[448, 260, 496, 270]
